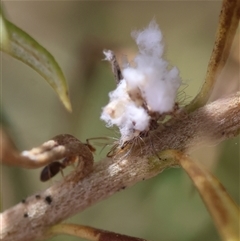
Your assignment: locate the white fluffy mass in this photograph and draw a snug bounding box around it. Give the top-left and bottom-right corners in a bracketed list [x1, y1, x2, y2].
[101, 20, 181, 144]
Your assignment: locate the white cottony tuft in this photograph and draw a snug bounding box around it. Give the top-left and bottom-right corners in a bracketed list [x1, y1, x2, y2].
[101, 20, 181, 144]
[131, 20, 164, 57]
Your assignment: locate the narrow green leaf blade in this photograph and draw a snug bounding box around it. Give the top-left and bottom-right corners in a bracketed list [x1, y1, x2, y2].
[1, 18, 72, 111]
[0, 6, 9, 50]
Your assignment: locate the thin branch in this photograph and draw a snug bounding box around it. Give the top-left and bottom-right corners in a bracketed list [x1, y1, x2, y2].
[50, 223, 148, 241]
[185, 0, 240, 112]
[175, 151, 240, 241]
[1, 92, 240, 241]
[0, 133, 93, 171]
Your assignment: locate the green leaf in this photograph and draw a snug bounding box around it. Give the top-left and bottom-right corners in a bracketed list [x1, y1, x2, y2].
[0, 6, 9, 50]
[0, 13, 72, 111]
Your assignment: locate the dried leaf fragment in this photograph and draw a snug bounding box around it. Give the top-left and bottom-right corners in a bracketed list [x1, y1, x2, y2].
[177, 152, 240, 241]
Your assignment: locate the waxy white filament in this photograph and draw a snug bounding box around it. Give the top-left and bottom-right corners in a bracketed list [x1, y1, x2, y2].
[101, 20, 181, 144]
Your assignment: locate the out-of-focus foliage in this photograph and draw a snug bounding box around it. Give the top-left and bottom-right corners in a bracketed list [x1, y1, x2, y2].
[0, 6, 9, 50]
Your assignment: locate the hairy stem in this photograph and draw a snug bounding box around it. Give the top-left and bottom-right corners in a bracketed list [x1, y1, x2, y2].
[1, 92, 240, 241]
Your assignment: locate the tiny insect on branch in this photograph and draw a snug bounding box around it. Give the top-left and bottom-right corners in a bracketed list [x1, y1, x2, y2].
[39, 140, 95, 182]
[1, 133, 94, 176]
[1, 0, 239, 240]
[101, 21, 182, 146]
[1, 92, 240, 241]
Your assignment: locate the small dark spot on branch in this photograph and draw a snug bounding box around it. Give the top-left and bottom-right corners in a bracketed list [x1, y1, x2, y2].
[21, 199, 26, 204]
[222, 131, 225, 135]
[45, 195, 52, 205]
[35, 194, 41, 199]
[23, 213, 28, 218]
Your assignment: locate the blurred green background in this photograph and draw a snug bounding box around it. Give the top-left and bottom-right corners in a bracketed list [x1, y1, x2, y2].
[1, 1, 239, 241]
